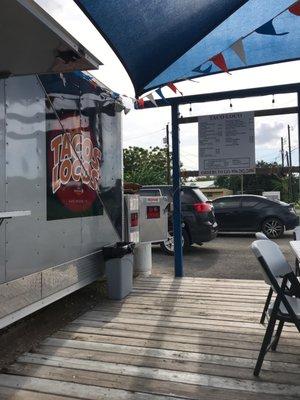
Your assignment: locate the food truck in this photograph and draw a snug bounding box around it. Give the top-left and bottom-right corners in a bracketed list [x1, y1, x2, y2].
[0, 71, 126, 329]
[0, 0, 168, 329]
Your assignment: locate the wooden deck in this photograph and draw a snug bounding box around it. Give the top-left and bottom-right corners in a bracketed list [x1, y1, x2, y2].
[0, 276, 299, 399]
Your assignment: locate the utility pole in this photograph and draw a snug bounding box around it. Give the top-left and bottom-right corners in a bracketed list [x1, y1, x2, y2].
[286, 150, 290, 168]
[166, 123, 171, 184]
[288, 125, 294, 200]
[288, 125, 292, 169]
[286, 150, 292, 200]
[281, 136, 284, 168]
[297, 93, 300, 202]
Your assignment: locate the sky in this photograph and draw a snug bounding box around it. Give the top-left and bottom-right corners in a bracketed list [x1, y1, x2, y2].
[36, 0, 300, 171]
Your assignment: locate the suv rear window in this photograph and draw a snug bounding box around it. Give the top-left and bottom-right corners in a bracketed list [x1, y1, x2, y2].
[181, 188, 208, 204]
[190, 188, 208, 203]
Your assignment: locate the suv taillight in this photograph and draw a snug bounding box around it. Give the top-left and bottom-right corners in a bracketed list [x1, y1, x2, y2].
[193, 202, 212, 213]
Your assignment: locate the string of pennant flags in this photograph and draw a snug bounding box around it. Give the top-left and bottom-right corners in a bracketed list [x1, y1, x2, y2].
[134, 0, 300, 109]
[59, 1, 300, 112]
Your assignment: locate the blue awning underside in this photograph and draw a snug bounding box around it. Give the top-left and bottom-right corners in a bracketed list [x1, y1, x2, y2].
[75, 0, 300, 96]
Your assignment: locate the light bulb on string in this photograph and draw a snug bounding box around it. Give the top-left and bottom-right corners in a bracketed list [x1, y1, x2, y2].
[229, 99, 233, 108]
[272, 94, 275, 104]
[189, 103, 192, 114]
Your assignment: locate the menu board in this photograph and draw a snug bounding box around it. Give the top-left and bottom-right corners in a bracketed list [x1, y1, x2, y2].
[198, 112, 255, 176]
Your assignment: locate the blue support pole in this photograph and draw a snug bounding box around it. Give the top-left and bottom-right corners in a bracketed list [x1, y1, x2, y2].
[297, 92, 300, 201]
[171, 104, 183, 277]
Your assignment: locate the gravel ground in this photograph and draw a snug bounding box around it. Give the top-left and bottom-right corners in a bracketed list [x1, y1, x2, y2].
[152, 231, 296, 279]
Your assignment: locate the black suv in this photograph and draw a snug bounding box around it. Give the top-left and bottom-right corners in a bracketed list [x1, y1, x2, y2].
[139, 185, 218, 254]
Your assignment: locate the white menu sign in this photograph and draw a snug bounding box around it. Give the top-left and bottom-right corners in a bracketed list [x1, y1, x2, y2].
[198, 112, 255, 176]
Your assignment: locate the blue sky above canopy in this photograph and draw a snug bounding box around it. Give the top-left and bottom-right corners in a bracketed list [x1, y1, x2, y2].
[75, 0, 299, 96]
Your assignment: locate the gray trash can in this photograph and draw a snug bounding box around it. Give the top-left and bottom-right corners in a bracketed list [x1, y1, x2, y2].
[103, 242, 135, 300]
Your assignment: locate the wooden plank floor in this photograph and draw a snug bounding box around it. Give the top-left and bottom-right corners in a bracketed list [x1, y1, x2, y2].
[0, 276, 299, 399]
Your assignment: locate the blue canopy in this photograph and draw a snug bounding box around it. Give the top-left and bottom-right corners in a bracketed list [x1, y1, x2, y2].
[75, 0, 300, 96]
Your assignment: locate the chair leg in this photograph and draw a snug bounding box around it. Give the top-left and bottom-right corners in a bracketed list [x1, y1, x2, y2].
[271, 320, 284, 351]
[254, 314, 277, 376]
[295, 258, 300, 277]
[260, 287, 273, 324]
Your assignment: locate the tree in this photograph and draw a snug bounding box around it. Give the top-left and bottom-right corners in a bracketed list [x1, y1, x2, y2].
[214, 161, 298, 202]
[123, 146, 170, 185]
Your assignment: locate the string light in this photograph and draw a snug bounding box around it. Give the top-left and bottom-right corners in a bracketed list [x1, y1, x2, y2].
[189, 103, 192, 114]
[229, 99, 233, 108]
[272, 94, 275, 104]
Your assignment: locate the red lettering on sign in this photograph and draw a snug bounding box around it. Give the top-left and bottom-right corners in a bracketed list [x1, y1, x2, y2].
[50, 130, 102, 194]
[51, 135, 62, 166]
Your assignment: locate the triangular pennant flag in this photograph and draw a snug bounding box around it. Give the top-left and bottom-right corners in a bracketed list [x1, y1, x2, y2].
[167, 82, 177, 94]
[115, 102, 124, 113]
[167, 82, 183, 96]
[146, 93, 157, 107]
[192, 64, 213, 74]
[121, 95, 135, 110]
[124, 107, 131, 115]
[230, 38, 247, 64]
[289, 1, 300, 16]
[155, 88, 169, 103]
[255, 19, 288, 36]
[111, 91, 120, 100]
[210, 53, 229, 73]
[136, 98, 145, 108]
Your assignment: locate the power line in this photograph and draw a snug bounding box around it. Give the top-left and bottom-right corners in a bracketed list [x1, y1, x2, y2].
[123, 128, 165, 142]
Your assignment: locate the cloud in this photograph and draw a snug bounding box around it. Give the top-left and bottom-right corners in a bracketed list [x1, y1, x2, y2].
[255, 122, 284, 147]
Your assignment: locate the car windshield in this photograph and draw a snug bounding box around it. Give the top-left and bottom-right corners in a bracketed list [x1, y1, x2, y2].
[139, 189, 161, 196]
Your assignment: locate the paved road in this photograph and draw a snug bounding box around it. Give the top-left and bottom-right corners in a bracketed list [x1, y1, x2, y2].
[152, 231, 296, 279]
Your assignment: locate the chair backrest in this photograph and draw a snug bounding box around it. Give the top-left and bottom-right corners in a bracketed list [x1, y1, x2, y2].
[255, 232, 269, 240]
[251, 239, 300, 331]
[293, 226, 300, 241]
[251, 240, 293, 285]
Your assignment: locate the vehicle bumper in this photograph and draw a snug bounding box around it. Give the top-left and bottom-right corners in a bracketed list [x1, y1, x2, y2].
[190, 221, 218, 244]
[285, 215, 299, 230]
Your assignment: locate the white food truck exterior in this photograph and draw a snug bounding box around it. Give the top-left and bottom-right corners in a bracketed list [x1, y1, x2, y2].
[0, 72, 124, 329]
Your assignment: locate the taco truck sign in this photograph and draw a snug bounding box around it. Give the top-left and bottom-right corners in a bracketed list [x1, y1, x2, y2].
[49, 116, 101, 194]
[45, 84, 106, 220]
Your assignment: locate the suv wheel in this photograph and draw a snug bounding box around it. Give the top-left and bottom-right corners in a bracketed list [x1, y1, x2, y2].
[160, 229, 190, 255]
[262, 217, 284, 238]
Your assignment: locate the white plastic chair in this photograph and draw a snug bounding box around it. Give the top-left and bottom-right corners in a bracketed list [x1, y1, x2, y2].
[293, 226, 300, 276]
[255, 232, 269, 240]
[255, 232, 272, 323]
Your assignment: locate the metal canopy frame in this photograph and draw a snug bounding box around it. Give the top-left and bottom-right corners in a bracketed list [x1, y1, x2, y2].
[141, 82, 300, 277]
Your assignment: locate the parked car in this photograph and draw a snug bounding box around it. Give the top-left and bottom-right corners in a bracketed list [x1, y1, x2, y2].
[139, 185, 218, 255]
[212, 195, 299, 238]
